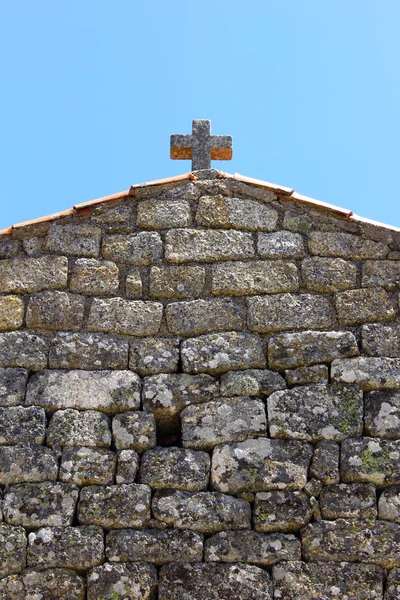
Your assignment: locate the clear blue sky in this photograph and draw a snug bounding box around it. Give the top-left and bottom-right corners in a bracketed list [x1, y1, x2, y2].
[1, 1, 399, 229]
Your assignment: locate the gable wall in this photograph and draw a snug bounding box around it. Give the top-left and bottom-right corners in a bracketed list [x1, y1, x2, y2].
[1, 175, 400, 597]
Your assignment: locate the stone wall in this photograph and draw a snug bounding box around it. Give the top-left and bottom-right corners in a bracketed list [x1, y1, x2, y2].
[1, 170, 400, 598]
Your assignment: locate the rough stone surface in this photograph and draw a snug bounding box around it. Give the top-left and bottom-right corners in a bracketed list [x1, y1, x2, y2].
[60, 447, 116, 485]
[3, 482, 79, 527]
[254, 490, 312, 532]
[302, 519, 400, 568]
[166, 298, 243, 336]
[87, 562, 157, 600]
[165, 229, 254, 262]
[106, 528, 203, 564]
[129, 337, 179, 375]
[181, 332, 266, 374]
[0, 444, 58, 485]
[140, 447, 210, 491]
[138, 198, 192, 229]
[87, 298, 163, 336]
[0, 237, 19, 258]
[272, 561, 384, 600]
[220, 369, 286, 397]
[27, 526, 104, 570]
[319, 483, 377, 519]
[341, 437, 400, 486]
[49, 332, 128, 370]
[196, 195, 278, 231]
[102, 232, 163, 265]
[78, 484, 151, 529]
[378, 486, 400, 522]
[332, 356, 400, 391]
[362, 260, 400, 290]
[211, 438, 313, 493]
[150, 265, 206, 299]
[302, 256, 357, 291]
[362, 322, 400, 357]
[268, 330, 359, 370]
[69, 258, 119, 296]
[46, 409, 112, 447]
[27, 369, 141, 414]
[310, 440, 340, 484]
[284, 364, 329, 386]
[0, 406, 46, 445]
[335, 287, 396, 325]
[26, 291, 85, 330]
[0, 568, 85, 600]
[385, 568, 400, 600]
[0, 256, 68, 293]
[112, 411, 157, 452]
[308, 232, 388, 258]
[0, 331, 48, 370]
[125, 269, 143, 298]
[211, 260, 299, 295]
[181, 396, 267, 450]
[116, 449, 139, 484]
[258, 231, 305, 258]
[365, 390, 400, 439]
[0, 296, 24, 331]
[0, 368, 28, 407]
[248, 293, 334, 332]
[267, 383, 363, 442]
[46, 223, 101, 257]
[158, 562, 273, 600]
[152, 490, 251, 532]
[0, 523, 26, 577]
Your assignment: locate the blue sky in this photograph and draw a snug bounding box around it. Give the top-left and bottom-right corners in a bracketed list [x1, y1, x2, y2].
[1, 1, 399, 229]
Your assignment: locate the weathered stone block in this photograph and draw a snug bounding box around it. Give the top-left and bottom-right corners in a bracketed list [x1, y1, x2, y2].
[211, 260, 299, 295]
[254, 491, 312, 532]
[47, 409, 112, 447]
[268, 383, 363, 442]
[142, 373, 219, 434]
[0, 444, 58, 485]
[302, 256, 357, 292]
[181, 332, 266, 375]
[26, 291, 85, 330]
[211, 438, 313, 493]
[106, 528, 203, 564]
[363, 260, 400, 290]
[27, 526, 104, 570]
[248, 293, 334, 332]
[258, 231, 305, 258]
[159, 562, 272, 600]
[3, 482, 79, 527]
[129, 337, 179, 375]
[152, 490, 251, 532]
[46, 223, 101, 257]
[0, 237, 19, 258]
[140, 447, 210, 491]
[78, 483, 151, 529]
[181, 396, 267, 450]
[0, 331, 48, 370]
[378, 487, 400, 522]
[335, 287, 396, 325]
[0, 256, 68, 293]
[60, 447, 116, 485]
[125, 269, 143, 298]
[0, 568, 85, 600]
[308, 232, 388, 258]
[138, 198, 192, 229]
[166, 298, 243, 336]
[365, 390, 400, 439]
[272, 561, 384, 600]
[0, 368, 27, 406]
[0, 296, 24, 331]
[87, 562, 157, 600]
[268, 330, 359, 370]
[386, 568, 400, 600]
[165, 229, 254, 262]
[220, 369, 286, 397]
[69, 258, 119, 296]
[0, 406, 45, 445]
[341, 437, 400, 486]
[196, 195, 278, 231]
[310, 440, 340, 484]
[205, 530, 301, 565]
[112, 411, 156, 452]
[116, 449, 139, 484]
[302, 519, 400, 568]
[87, 298, 163, 336]
[102, 231, 162, 265]
[362, 322, 400, 357]
[150, 265, 205, 299]
[27, 369, 141, 414]
[0, 523, 26, 577]
[320, 483, 377, 519]
[332, 357, 400, 391]
[285, 365, 329, 386]
[49, 332, 128, 370]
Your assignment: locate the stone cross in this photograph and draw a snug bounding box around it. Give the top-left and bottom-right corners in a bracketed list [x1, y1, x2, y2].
[170, 119, 232, 171]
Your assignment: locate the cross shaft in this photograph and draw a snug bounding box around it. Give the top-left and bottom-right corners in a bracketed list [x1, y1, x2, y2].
[170, 119, 232, 171]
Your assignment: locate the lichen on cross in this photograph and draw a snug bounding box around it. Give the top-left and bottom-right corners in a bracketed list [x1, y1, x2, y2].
[170, 119, 232, 171]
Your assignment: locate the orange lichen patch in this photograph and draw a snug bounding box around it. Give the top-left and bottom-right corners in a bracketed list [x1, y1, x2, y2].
[171, 147, 192, 160]
[211, 148, 232, 160]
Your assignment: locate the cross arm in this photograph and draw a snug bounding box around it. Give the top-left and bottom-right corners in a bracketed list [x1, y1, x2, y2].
[170, 134, 193, 159]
